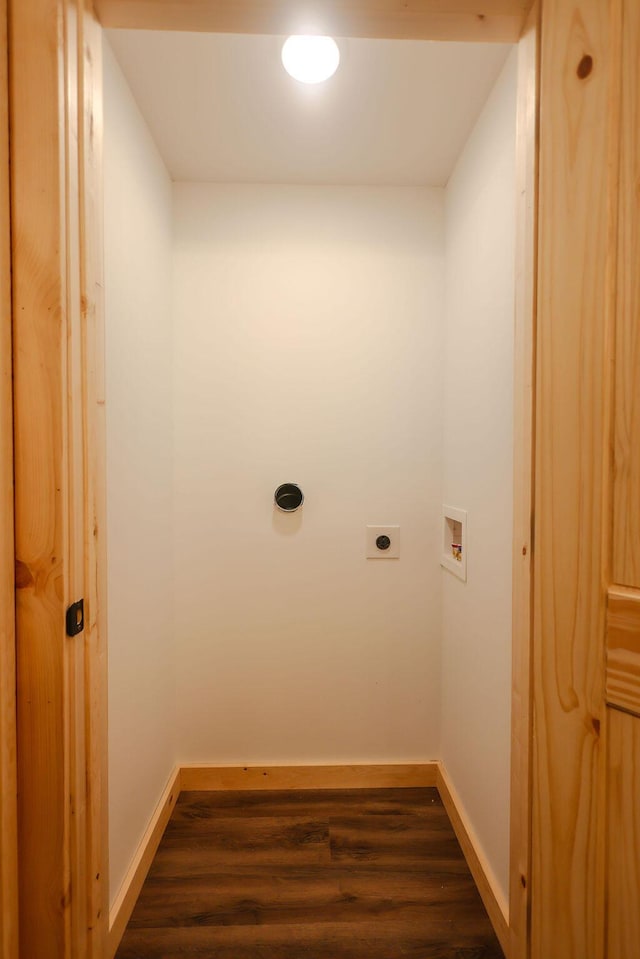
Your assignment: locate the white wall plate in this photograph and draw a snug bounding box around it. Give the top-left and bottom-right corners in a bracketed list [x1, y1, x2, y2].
[366, 525, 400, 559]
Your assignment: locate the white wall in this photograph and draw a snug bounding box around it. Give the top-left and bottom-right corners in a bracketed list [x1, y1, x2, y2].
[441, 51, 517, 909]
[104, 41, 517, 916]
[103, 38, 176, 905]
[172, 184, 444, 764]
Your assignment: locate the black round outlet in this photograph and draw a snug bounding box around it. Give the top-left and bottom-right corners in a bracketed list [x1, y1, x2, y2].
[274, 483, 304, 512]
[376, 535, 391, 551]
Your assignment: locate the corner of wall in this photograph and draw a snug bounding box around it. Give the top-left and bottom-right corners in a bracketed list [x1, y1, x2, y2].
[103, 34, 179, 907]
[440, 49, 518, 908]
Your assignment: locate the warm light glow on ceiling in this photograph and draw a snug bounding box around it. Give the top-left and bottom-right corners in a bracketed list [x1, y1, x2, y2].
[281, 35, 340, 84]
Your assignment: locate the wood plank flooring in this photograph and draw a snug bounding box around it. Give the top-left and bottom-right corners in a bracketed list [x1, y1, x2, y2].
[115, 787, 504, 959]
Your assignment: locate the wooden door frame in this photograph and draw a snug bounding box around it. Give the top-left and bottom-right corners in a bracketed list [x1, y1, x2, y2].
[531, 2, 621, 957]
[510, 5, 538, 958]
[9, 2, 537, 957]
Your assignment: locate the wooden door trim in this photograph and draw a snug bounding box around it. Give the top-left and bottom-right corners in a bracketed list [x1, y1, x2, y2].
[94, 0, 531, 42]
[0, 0, 18, 953]
[604, 3, 640, 956]
[95, 13, 538, 959]
[611, 0, 640, 590]
[80, 3, 110, 947]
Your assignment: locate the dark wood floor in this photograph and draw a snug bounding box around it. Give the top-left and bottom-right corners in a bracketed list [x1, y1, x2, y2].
[116, 787, 504, 959]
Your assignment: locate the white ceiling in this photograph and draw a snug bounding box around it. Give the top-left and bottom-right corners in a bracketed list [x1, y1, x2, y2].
[107, 30, 511, 186]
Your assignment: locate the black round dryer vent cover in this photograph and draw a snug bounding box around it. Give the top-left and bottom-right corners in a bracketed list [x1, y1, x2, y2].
[274, 483, 304, 512]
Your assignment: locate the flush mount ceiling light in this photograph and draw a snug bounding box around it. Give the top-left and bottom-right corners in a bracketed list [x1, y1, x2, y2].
[281, 35, 340, 84]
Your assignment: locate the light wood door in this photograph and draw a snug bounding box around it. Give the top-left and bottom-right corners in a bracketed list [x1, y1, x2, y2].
[9, 0, 107, 955]
[532, 1, 640, 957]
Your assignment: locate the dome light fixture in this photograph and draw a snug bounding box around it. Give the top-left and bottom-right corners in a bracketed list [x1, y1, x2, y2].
[281, 35, 340, 84]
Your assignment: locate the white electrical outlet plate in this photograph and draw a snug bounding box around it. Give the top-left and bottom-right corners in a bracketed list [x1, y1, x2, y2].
[366, 525, 400, 559]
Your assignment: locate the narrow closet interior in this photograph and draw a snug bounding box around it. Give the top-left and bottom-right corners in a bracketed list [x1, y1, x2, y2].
[103, 25, 517, 952]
